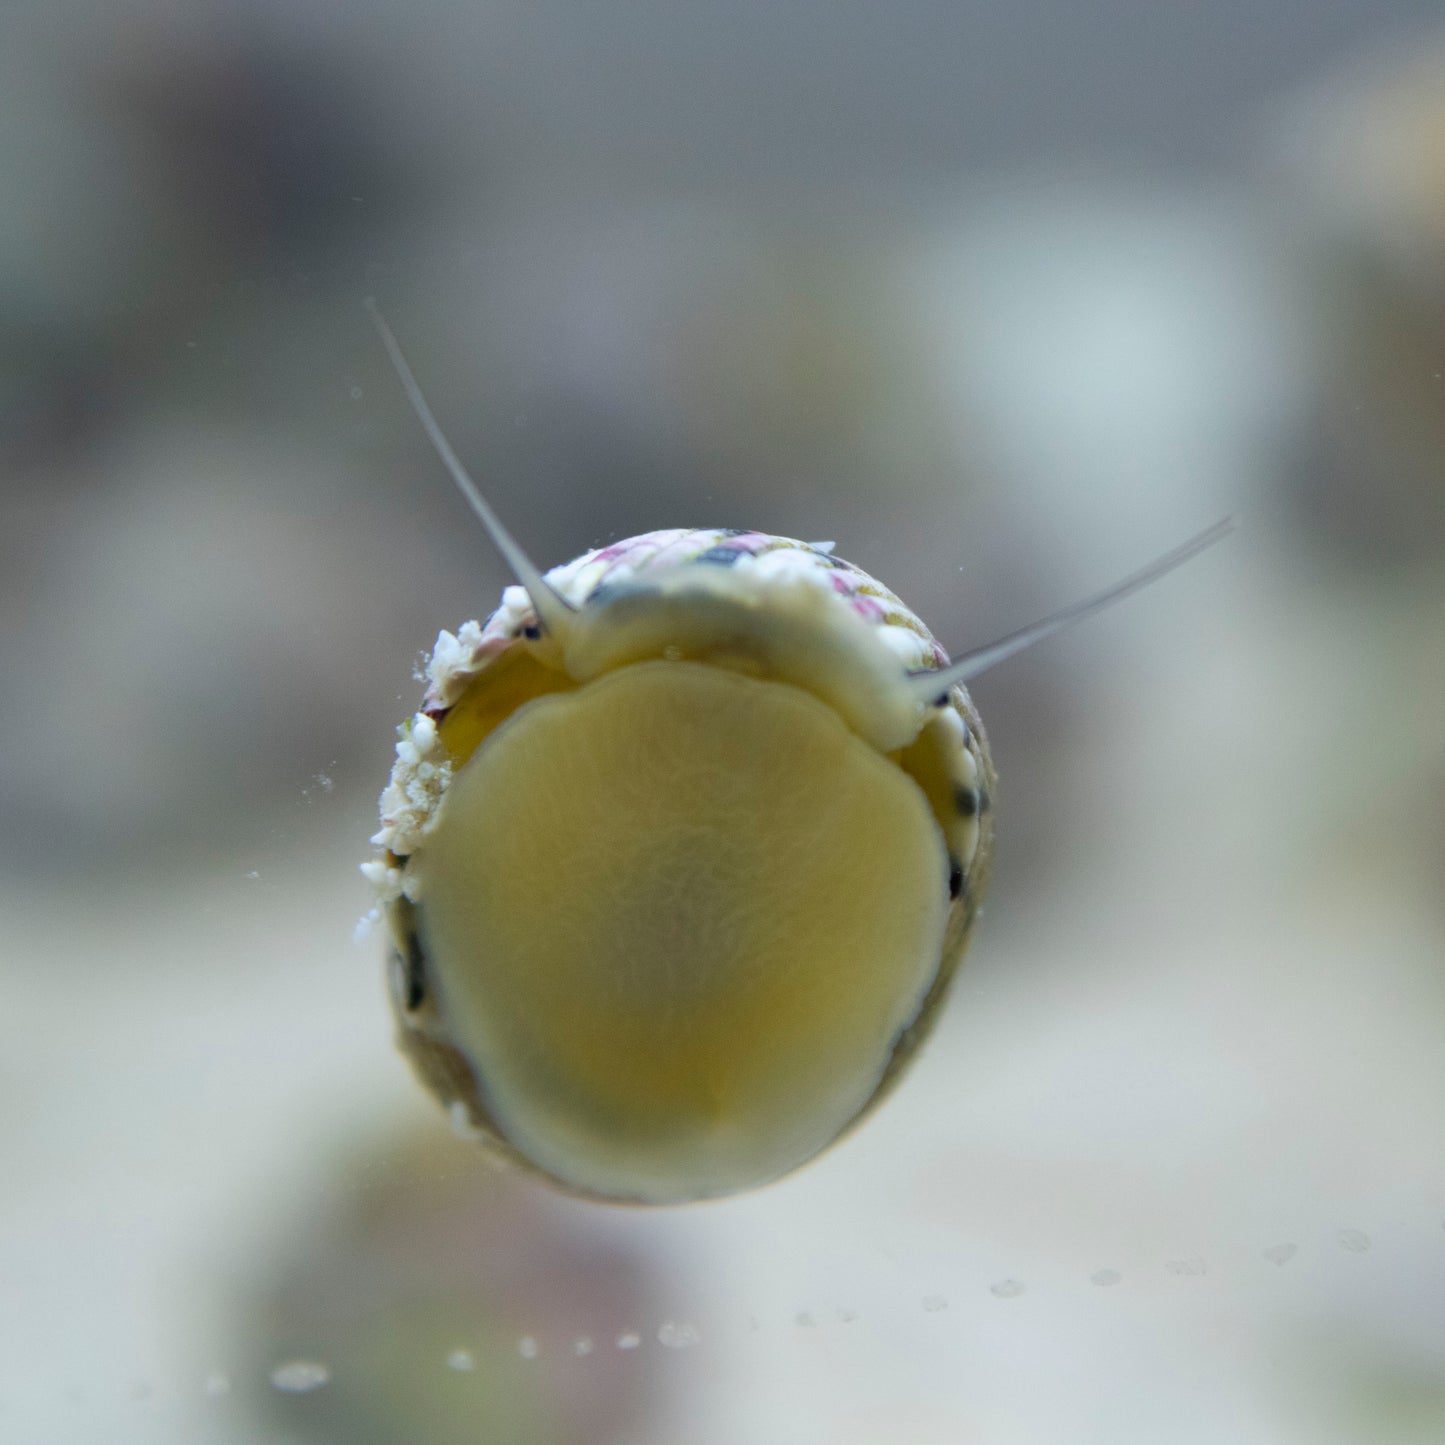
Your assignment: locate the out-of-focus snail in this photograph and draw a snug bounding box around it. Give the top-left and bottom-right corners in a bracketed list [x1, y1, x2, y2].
[360, 303, 1232, 1205]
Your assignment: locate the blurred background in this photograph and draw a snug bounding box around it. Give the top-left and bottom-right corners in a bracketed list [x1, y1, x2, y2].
[3, 1, 1445, 1441]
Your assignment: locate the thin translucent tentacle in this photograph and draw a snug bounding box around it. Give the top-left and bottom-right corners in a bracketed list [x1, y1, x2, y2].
[910, 516, 1236, 703]
[366, 298, 574, 636]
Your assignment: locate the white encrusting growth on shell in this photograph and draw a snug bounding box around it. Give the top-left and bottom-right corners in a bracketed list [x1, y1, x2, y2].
[370, 711, 453, 878]
[366, 299, 574, 640]
[424, 620, 489, 709]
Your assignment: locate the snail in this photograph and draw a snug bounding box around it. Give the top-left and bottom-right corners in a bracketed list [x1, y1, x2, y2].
[360, 303, 1232, 1205]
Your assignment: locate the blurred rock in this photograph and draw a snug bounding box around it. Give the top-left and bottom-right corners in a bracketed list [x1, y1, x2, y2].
[1273, 31, 1445, 565]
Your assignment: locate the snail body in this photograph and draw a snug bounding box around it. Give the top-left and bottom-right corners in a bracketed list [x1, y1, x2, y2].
[361, 304, 1230, 1204]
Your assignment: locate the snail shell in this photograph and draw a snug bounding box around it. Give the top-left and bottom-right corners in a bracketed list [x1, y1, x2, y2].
[364, 528, 994, 1205]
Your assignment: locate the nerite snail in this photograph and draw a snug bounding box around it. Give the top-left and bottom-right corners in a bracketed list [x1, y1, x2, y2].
[360, 303, 1232, 1205]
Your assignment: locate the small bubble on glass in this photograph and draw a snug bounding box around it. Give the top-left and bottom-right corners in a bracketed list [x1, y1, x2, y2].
[1165, 1257, 1208, 1277]
[270, 1361, 330, 1394]
[657, 1320, 700, 1350]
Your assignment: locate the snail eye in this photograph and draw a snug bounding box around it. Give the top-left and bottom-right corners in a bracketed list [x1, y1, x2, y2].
[401, 930, 427, 1012]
